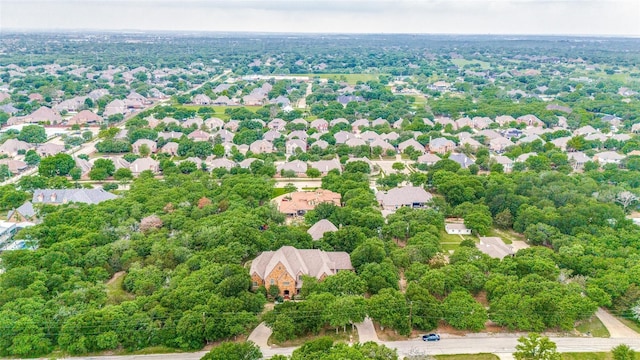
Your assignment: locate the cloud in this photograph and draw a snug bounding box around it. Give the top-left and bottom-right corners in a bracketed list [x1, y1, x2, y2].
[1, 0, 638, 35]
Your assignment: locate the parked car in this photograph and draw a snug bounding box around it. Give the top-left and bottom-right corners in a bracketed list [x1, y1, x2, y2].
[422, 333, 440, 341]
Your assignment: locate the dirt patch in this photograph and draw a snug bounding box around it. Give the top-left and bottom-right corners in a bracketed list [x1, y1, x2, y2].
[475, 291, 489, 307]
[107, 271, 126, 285]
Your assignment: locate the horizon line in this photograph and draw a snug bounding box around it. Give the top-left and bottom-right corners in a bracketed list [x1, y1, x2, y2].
[2, 28, 639, 39]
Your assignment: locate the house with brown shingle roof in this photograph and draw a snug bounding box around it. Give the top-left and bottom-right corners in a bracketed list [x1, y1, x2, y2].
[0, 139, 31, 156]
[132, 139, 157, 154]
[67, 110, 102, 126]
[376, 186, 433, 211]
[250, 246, 353, 297]
[275, 189, 341, 217]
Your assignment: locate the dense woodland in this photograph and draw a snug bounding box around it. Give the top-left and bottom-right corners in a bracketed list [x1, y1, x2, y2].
[1, 159, 640, 356]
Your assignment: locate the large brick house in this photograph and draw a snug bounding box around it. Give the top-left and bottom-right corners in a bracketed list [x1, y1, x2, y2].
[250, 246, 353, 298]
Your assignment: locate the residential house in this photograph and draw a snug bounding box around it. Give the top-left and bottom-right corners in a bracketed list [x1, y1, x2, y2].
[0, 159, 27, 174]
[212, 96, 237, 106]
[207, 158, 237, 171]
[334, 131, 352, 144]
[455, 117, 473, 129]
[416, 153, 441, 166]
[132, 139, 157, 154]
[489, 137, 515, 153]
[574, 125, 598, 136]
[360, 131, 381, 143]
[310, 119, 329, 132]
[129, 158, 160, 175]
[567, 152, 591, 170]
[68, 110, 102, 126]
[204, 118, 225, 131]
[449, 153, 474, 169]
[311, 140, 329, 150]
[472, 117, 493, 130]
[351, 119, 370, 132]
[492, 155, 514, 172]
[517, 134, 545, 145]
[516, 152, 537, 163]
[104, 100, 127, 117]
[376, 186, 433, 211]
[268, 118, 287, 131]
[593, 151, 625, 165]
[551, 137, 571, 151]
[263, 130, 283, 142]
[36, 143, 65, 157]
[287, 130, 308, 142]
[277, 160, 307, 176]
[429, 138, 455, 154]
[188, 130, 211, 142]
[33, 189, 117, 205]
[250, 140, 275, 154]
[275, 189, 342, 217]
[398, 139, 425, 153]
[161, 142, 179, 156]
[7, 201, 36, 222]
[345, 138, 367, 147]
[330, 118, 349, 127]
[495, 115, 516, 126]
[382, 132, 400, 142]
[286, 139, 307, 155]
[308, 159, 342, 175]
[370, 139, 395, 152]
[0, 139, 31, 156]
[372, 118, 389, 127]
[183, 118, 204, 129]
[214, 129, 235, 143]
[307, 219, 339, 241]
[337, 95, 364, 106]
[445, 223, 472, 235]
[192, 94, 212, 105]
[516, 114, 544, 127]
[158, 131, 183, 141]
[250, 246, 353, 297]
[459, 137, 481, 150]
[290, 119, 308, 129]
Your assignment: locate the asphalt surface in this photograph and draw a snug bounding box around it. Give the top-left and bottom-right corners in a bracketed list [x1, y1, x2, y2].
[58, 336, 640, 360]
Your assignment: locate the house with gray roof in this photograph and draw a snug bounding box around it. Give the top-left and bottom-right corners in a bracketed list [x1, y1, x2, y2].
[429, 138, 455, 154]
[0, 139, 31, 156]
[33, 189, 117, 205]
[7, 201, 36, 222]
[417, 153, 441, 166]
[277, 160, 307, 176]
[449, 153, 474, 169]
[307, 219, 339, 241]
[398, 139, 425, 153]
[308, 159, 341, 175]
[250, 246, 353, 297]
[376, 186, 433, 211]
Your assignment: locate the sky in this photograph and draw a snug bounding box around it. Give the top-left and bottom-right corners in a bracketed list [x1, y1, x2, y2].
[1, 0, 639, 36]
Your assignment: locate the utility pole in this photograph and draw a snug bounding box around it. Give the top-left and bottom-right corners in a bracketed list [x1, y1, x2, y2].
[408, 301, 413, 331]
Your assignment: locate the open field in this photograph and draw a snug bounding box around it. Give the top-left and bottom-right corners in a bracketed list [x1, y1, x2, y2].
[290, 73, 383, 84]
[486, 228, 526, 245]
[440, 230, 475, 252]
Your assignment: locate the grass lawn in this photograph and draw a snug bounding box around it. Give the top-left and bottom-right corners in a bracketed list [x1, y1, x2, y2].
[451, 59, 491, 70]
[435, 355, 499, 360]
[106, 271, 134, 305]
[272, 187, 288, 198]
[617, 316, 640, 334]
[486, 228, 526, 245]
[439, 230, 475, 252]
[175, 105, 263, 120]
[290, 73, 383, 85]
[269, 327, 356, 347]
[575, 316, 610, 338]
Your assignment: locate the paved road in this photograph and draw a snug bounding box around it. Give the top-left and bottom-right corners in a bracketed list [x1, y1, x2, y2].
[56, 336, 640, 360]
[247, 322, 273, 350]
[354, 317, 379, 343]
[596, 308, 640, 338]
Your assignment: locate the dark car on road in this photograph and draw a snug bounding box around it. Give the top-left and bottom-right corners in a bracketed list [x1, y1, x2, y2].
[422, 333, 440, 341]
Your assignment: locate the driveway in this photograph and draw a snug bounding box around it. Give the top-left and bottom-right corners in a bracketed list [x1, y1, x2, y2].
[596, 308, 640, 338]
[355, 317, 379, 343]
[247, 322, 272, 350]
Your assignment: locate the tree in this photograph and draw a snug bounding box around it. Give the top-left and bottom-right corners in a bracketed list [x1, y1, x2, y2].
[200, 341, 262, 360]
[514, 333, 560, 360]
[464, 210, 492, 235]
[139, 144, 151, 158]
[441, 290, 487, 331]
[306, 167, 321, 178]
[38, 153, 76, 177]
[0, 164, 11, 181]
[612, 344, 636, 360]
[392, 162, 405, 171]
[17, 125, 46, 144]
[24, 150, 41, 166]
[114, 168, 133, 181]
